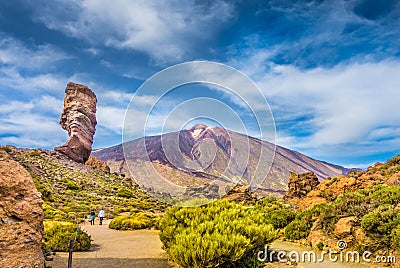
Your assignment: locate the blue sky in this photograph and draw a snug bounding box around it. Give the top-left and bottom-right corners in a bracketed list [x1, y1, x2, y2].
[1, 0, 400, 168]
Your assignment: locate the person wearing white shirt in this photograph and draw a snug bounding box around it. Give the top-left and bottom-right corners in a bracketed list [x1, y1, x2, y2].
[98, 208, 105, 225]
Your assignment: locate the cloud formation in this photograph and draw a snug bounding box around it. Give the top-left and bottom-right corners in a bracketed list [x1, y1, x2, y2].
[30, 0, 234, 64]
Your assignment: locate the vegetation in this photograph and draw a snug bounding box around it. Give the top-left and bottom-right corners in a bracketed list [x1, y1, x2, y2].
[159, 199, 277, 268]
[42, 221, 91, 252]
[361, 205, 400, 249]
[3, 146, 400, 260]
[5, 147, 167, 223]
[264, 209, 296, 229]
[285, 210, 314, 240]
[280, 154, 400, 254]
[109, 212, 160, 230]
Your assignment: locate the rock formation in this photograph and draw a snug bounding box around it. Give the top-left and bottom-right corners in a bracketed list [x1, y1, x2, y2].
[85, 155, 110, 173]
[284, 171, 320, 200]
[55, 82, 97, 163]
[0, 149, 44, 268]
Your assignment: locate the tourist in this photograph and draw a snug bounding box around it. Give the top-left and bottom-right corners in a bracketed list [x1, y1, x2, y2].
[89, 210, 95, 225]
[98, 208, 105, 225]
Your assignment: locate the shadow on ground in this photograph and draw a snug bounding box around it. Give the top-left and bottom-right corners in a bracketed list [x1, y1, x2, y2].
[49, 256, 176, 268]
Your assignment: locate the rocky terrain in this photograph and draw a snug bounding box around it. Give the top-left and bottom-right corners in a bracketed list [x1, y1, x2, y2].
[55, 82, 97, 163]
[0, 149, 44, 268]
[1, 146, 167, 223]
[284, 171, 320, 200]
[282, 155, 400, 264]
[93, 124, 348, 196]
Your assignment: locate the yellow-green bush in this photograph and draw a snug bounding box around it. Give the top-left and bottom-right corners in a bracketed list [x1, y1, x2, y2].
[284, 210, 314, 240]
[361, 205, 400, 249]
[117, 188, 133, 198]
[42, 221, 91, 252]
[264, 209, 296, 229]
[159, 199, 277, 268]
[109, 212, 159, 230]
[372, 186, 400, 205]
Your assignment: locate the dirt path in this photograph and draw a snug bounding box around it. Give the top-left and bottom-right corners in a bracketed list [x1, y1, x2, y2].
[50, 220, 176, 268]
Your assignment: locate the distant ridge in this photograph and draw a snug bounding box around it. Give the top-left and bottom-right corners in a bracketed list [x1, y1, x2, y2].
[92, 125, 348, 194]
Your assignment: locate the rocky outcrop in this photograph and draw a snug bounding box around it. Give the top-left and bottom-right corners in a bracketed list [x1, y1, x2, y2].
[334, 216, 356, 238]
[284, 171, 320, 200]
[55, 82, 97, 163]
[85, 155, 110, 173]
[0, 149, 44, 268]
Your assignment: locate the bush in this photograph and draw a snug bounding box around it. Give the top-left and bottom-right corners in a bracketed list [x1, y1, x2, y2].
[391, 226, 400, 249]
[117, 188, 133, 198]
[159, 199, 277, 268]
[316, 242, 324, 250]
[361, 206, 400, 235]
[255, 197, 285, 214]
[42, 221, 91, 252]
[65, 180, 79, 190]
[372, 186, 400, 205]
[331, 192, 368, 217]
[310, 203, 337, 233]
[361, 205, 400, 249]
[284, 211, 314, 240]
[109, 212, 159, 230]
[265, 209, 296, 229]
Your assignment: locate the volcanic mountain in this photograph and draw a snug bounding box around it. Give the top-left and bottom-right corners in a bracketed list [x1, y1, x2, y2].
[92, 124, 348, 196]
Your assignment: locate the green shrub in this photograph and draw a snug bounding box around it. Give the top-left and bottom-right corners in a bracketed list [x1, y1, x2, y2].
[316, 242, 324, 250]
[332, 192, 368, 217]
[391, 226, 400, 249]
[372, 186, 400, 205]
[284, 211, 314, 240]
[255, 197, 285, 214]
[361, 206, 400, 235]
[361, 205, 400, 248]
[265, 209, 296, 229]
[42, 221, 91, 252]
[109, 212, 158, 230]
[311, 203, 337, 233]
[159, 199, 277, 268]
[1, 146, 12, 153]
[65, 180, 79, 190]
[117, 188, 133, 198]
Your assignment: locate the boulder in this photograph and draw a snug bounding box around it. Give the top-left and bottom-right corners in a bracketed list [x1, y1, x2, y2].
[55, 82, 97, 163]
[0, 150, 44, 268]
[85, 156, 110, 173]
[284, 172, 320, 200]
[334, 216, 356, 238]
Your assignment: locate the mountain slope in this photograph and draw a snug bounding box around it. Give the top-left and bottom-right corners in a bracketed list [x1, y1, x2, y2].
[92, 125, 348, 195]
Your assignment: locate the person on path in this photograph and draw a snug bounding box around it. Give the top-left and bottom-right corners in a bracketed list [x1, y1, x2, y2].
[89, 210, 95, 225]
[98, 208, 105, 225]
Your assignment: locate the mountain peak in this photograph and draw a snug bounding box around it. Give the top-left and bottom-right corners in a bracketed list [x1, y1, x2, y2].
[189, 124, 212, 140]
[189, 123, 208, 131]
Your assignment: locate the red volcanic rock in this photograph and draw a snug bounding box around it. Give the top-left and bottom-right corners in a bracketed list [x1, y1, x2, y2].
[0, 150, 44, 268]
[55, 82, 97, 163]
[284, 171, 320, 200]
[85, 155, 110, 173]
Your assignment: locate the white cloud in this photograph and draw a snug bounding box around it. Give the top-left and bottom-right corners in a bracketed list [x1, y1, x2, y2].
[0, 35, 69, 71]
[236, 59, 400, 163]
[31, 0, 234, 63]
[0, 66, 70, 94]
[0, 111, 67, 147]
[0, 101, 34, 113]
